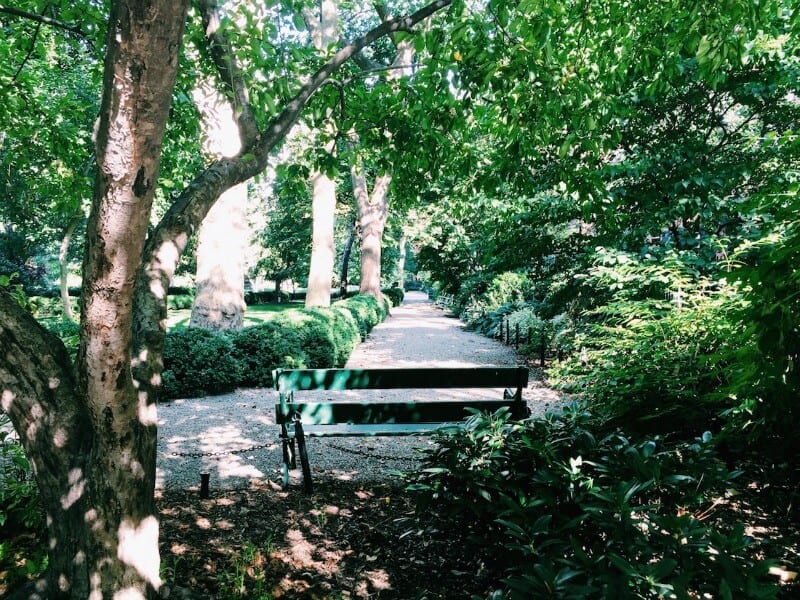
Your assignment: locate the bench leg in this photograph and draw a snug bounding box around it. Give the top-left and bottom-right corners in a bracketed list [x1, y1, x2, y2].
[282, 439, 292, 488]
[294, 420, 313, 494]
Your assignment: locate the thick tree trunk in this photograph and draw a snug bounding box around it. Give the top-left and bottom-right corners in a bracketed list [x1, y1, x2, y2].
[189, 68, 249, 330]
[351, 160, 391, 298]
[58, 211, 81, 321]
[189, 184, 248, 330]
[2, 2, 189, 598]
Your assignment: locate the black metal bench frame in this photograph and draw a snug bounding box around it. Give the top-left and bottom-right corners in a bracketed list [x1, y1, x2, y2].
[273, 366, 530, 492]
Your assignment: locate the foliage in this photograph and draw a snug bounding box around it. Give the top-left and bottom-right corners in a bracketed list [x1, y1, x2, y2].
[167, 293, 195, 311]
[160, 294, 384, 399]
[405, 407, 778, 599]
[0, 414, 43, 533]
[548, 249, 749, 437]
[41, 318, 80, 357]
[226, 322, 307, 388]
[382, 286, 405, 307]
[162, 328, 241, 399]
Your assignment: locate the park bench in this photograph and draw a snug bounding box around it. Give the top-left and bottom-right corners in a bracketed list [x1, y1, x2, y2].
[273, 366, 530, 492]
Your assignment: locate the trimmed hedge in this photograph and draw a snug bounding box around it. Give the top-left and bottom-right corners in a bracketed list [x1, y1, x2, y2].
[162, 327, 240, 398]
[160, 293, 388, 399]
[382, 286, 405, 307]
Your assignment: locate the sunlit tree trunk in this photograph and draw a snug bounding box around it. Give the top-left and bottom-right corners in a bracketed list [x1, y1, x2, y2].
[304, 0, 339, 308]
[351, 153, 391, 298]
[397, 228, 407, 290]
[1, 3, 189, 597]
[58, 210, 82, 321]
[189, 79, 249, 330]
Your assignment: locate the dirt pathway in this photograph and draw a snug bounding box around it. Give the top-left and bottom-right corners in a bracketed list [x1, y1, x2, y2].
[156, 291, 560, 491]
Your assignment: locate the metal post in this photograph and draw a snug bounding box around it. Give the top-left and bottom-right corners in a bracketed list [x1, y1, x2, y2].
[200, 473, 210, 498]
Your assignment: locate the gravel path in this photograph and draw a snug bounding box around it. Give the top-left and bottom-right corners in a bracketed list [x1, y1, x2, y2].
[156, 291, 562, 491]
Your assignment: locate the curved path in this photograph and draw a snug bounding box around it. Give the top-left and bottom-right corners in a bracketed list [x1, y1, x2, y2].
[156, 291, 561, 490]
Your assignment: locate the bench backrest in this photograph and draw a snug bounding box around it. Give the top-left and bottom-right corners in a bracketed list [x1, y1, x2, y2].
[273, 366, 529, 395]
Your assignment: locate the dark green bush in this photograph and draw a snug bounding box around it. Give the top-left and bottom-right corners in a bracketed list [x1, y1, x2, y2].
[405, 407, 778, 599]
[337, 294, 383, 340]
[162, 327, 240, 398]
[382, 286, 405, 307]
[271, 310, 339, 369]
[226, 322, 307, 387]
[167, 293, 195, 310]
[305, 306, 361, 367]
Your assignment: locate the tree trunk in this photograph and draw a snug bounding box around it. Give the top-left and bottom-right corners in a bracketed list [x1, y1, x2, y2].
[189, 73, 249, 330]
[339, 217, 357, 298]
[304, 0, 339, 308]
[189, 183, 248, 330]
[305, 167, 337, 306]
[58, 210, 82, 321]
[351, 156, 391, 299]
[2, 2, 189, 597]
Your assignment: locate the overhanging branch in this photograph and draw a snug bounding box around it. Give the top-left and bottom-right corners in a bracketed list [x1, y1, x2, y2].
[0, 5, 88, 38]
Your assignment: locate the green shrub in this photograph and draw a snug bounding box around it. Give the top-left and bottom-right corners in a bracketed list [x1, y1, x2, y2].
[167, 293, 195, 310]
[337, 294, 383, 340]
[0, 414, 43, 533]
[405, 407, 777, 599]
[271, 310, 338, 369]
[382, 286, 405, 307]
[162, 328, 240, 398]
[306, 306, 361, 366]
[227, 322, 307, 387]
[42, 318, 80, 357]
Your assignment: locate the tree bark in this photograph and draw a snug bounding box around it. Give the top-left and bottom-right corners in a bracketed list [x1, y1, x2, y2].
[351, 151, 391, 298]
[3, 2, 189, 597]
[305, 164, 337, 306]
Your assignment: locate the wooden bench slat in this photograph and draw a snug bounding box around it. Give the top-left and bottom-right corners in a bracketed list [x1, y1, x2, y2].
[284, 422, 462, 438]
[276, 400, 522, 426]
[274, 367, 528, 392]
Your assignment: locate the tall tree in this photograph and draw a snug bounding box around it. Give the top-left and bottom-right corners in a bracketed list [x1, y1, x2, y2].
[0, 1, 453, 595]
[304, 0, 340, 307]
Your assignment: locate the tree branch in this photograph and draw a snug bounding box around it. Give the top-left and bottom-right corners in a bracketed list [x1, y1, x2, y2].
[0, 5, 87, 38]
[135, 0, 452, 351]
[195, 0, 260, 150]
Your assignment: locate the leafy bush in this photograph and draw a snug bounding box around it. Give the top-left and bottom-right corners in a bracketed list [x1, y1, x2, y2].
[271, 310, 338, 369]
[0, 415, 43, 533]
[167, 293, 195, 310]
[548, 264, 746, 437]
[337, 294, 384, 340]
[227, 322, 307, 388]
[382, 286, 405, 307]
[405, 407, 777, 599]
[162, 328, 240, 398]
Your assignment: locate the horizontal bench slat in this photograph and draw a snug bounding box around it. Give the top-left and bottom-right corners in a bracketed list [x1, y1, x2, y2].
[283, 422, 462, 438]
[274, 367, 528, 392]
[276, 400, 522, 426]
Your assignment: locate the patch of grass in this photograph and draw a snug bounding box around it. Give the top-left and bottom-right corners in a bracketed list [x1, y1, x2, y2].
[167, 303, 301, 330]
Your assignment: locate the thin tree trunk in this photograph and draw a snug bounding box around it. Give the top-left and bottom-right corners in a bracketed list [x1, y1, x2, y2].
[339, 217, 357, 298]
[397, 228, 407, 290]
[304, 0, 339, 308]
[58, 210, 82, 321]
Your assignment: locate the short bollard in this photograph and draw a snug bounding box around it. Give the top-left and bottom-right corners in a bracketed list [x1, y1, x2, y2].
[200, 473, 210, 498]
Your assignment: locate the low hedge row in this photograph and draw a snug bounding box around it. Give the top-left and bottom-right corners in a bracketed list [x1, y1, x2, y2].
[161, 293, 392, 399]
